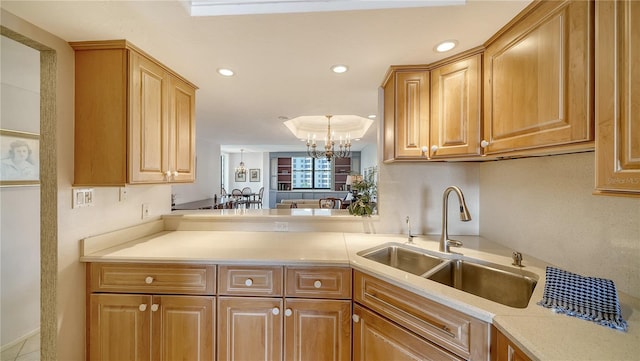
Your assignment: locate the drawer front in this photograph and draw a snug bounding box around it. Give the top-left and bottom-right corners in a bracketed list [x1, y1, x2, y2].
[285, 267, 351, 299]
[89, 263, 216, 295]
[218, 266, 283, 296]
[353, 271, 489, 360]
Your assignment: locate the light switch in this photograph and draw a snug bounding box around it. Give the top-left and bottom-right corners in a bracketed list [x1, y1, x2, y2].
[72, 188, 94, 208]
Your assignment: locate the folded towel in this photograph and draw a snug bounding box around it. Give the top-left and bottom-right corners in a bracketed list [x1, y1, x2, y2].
[537, 266, 627, 331]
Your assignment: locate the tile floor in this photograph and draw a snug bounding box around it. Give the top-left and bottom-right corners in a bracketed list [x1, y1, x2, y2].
[1, 332, 40, 361]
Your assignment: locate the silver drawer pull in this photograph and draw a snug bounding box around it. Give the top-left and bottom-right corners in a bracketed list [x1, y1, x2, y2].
[145, 276, 154, 284]
[245, 278, 253, 287]
[365, 291, 455, 338]
[313, 280, 322, 288]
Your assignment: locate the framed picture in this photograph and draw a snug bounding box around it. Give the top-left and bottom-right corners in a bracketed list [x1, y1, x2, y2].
[0, 129, 40, 186]
[235, 171, 246, 182]
[249, 168, 260, 182]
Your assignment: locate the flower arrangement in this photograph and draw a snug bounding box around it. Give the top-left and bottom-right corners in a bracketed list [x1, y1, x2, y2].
[347, 169, 377, 216]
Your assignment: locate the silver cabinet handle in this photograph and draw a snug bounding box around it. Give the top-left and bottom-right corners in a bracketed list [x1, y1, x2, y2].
[145, 276, 154, 284]
[139, 304, 147, 312]
[151, 304, 159, 312]
[352, 314, 360, 323]
[480, 140, 490, 148]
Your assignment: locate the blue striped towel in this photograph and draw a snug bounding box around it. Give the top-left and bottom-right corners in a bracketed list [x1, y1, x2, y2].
[537, 266, 627, 331]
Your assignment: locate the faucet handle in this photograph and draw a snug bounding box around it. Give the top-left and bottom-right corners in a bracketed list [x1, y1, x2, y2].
[512, 251, 523, 267]
[447, 239, 463, 248]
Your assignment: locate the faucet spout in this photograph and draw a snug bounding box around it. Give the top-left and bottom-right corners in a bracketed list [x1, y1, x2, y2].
[439, 186, 471, 253]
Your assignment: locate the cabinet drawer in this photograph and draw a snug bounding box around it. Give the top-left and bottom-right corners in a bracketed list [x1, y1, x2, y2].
[218, 265, 283, 296]
[353, 271, 489, 360]
[285, 266, 351, 299]
[88, 263, 216, 295]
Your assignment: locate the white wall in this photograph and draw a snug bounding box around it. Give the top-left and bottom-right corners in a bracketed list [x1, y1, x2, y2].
[172, 138, 220, 204]
[479, 152, 640, 298]
[227, 151, 266, 194]
[0, 35, 41, 347]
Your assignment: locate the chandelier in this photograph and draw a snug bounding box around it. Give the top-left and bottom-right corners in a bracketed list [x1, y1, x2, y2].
[306, 115, 352, 161]
[235, 149, 247, 175]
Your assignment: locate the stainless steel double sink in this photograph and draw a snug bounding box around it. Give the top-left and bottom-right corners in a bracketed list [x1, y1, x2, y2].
[357, 243, 538, 309]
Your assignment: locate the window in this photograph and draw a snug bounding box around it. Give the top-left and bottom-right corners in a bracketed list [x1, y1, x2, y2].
[291, 157, 332, 189]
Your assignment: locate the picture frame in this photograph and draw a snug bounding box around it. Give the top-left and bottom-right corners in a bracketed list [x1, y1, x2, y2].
[235, 171, 246, 182]
[249, 168, 260, 182]
[0, 129, 40, 186]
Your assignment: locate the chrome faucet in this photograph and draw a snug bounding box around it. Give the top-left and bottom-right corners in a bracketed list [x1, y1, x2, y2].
[439, 186, 472, 253]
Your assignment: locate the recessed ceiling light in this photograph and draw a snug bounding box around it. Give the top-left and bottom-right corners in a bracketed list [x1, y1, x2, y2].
[217, 68, 234, 77]
[368, 115, 377, 119]
[434, 40, 458, 53]
[331, 65, 349, 74]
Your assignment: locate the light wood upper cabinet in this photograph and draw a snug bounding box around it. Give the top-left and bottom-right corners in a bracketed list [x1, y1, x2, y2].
[382, 67, 430, 161]
[71, 40, 197, 186]
[483, 0, 594, 155]
[430, 52, 482, 159]
[595, 0, 640, 196]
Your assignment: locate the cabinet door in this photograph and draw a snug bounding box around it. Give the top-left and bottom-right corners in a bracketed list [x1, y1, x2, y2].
[353, 305, 463, 361]
[494, 328, 532, 361]
[430, 54, 482, 158]
[395, 70, 430, 159]
[152, 295, 215, 361]
[218, 297, 283, 361]
[284, 299, 351, 361]
[129, 51, 168, 183]
[595, 0, 640, 195]
[89, 293, 152, 361]
[383, 69, 430, 161]
[168, 75, 196, 183]
[483, 0, 593, 155]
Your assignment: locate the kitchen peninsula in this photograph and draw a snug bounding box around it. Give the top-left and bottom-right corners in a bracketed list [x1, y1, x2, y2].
[81, 213, 640, 361]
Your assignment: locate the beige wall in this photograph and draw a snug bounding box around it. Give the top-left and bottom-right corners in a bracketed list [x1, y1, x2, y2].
[479, 152, 640, 298]
[1, 8, 172, 360]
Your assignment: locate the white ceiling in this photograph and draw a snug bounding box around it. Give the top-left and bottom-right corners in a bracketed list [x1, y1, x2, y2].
[1, 0, 531, 153]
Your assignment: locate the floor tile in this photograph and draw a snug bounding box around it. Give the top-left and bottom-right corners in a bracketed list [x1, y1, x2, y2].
[1, 342, 23, 361]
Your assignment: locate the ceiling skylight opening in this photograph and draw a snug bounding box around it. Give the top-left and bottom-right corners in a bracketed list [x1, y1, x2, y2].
[434, 40, 458, 53]
[331, 65, 349, 74]
[217, 68, 235, 77]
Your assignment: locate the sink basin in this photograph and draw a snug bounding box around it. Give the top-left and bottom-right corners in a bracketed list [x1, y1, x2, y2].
[427, 259, 538, 308]
[358, 244, 445, 276]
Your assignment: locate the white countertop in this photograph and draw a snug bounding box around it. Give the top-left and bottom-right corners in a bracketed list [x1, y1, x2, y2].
[81, 225, 640, 361]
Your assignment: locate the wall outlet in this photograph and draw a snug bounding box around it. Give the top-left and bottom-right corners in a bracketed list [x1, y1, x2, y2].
[142, 203, 150, 219]
[119, 187, 128, 202]
[274, 222, 288, 232]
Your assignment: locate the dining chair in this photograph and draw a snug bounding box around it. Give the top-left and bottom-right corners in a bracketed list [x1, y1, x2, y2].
[231, 188, 244, 208]
[319, 197, 342, 209]
[249, 187, 264, 209]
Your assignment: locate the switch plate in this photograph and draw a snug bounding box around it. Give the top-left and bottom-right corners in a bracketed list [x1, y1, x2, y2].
[142, 203, 150, 219]
[72, 188, 94, 208]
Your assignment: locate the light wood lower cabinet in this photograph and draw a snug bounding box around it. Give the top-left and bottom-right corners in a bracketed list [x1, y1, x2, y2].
[86, 263, 216, 361]
[217, 265, 352, 361]
[492, 326, 532, 361]
[89, 293, 214, 361]
[353, 305, 463, 361]
[353, 270, 490, 361]
[217, 297, 283, 361]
